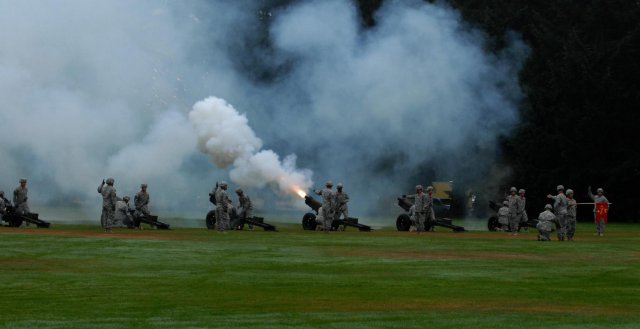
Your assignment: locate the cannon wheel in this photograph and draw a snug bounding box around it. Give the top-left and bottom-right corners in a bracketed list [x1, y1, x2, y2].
[396, 214, 411, 231]
[206, 210, 217, 230]
[487, 216, 500, 231]
[302, 213, 317, 230]
[7, 215, 23, 228]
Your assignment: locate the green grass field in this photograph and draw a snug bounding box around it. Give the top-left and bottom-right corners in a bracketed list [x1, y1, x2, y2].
[1, 220, 638, 328]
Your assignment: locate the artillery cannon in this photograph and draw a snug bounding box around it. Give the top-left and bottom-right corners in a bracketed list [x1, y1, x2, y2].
[124, 211, 170, 230]
[301, 195, 372, 232]
[205, 187, 276, 231]
[486, 200, 538, 231]
[1, 204, 51, 228]
[395, 195, 464, 232]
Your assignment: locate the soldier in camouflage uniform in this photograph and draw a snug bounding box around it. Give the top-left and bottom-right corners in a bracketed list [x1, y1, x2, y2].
[13, 178, 30, 216]
[536, 204, 558, 241]
[214, 181, 231, 232]
[97, 178, 118, 233]
[518, 189, 529, 231]
[412, 185, 427, 233]
[314, 181, 335, 232]
[547, 185, 568, 241]
[498, 200, 510, 231]
[334, 183, 349, 221]
[588, 186, 609, 236]
[115, 196, 135, 229]
[0, 191, 8, 223]
[507, 187, 522, 235]
[566, 189, 577, 241]
[235, 188, 253, 230]
[135, 184, 150, 217]
[425, 186, 436, 231]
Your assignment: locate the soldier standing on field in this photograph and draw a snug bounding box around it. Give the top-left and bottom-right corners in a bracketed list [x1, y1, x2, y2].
[507, 187, 522, 235]
[588, 186, 609, 236]
[334, 183, 349, 221]
[412, 185, 427, 233]
[424, 186, 436, 231]
[98, 178, 118, 233]
[135, 184, 150, 218]
[536, 204, 558, 241]
[314, 181, 335, 232]
[518, 189, 529, 231]
[13, 178, 30, 216]
[566, 189, 577, 241]
[235, 188, 253, 230]
[547, 185, 568, 241]
[215, 181, 231, 232]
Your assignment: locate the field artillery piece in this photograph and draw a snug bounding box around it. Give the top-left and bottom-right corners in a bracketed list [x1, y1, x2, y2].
[395, 196, 465, 232]
[205, 209, 277, 231]
[1, 205, 51, 228]
[124, 212, 171, 230]
[486, 200, 538, 232]
[301, 195, 372, 232]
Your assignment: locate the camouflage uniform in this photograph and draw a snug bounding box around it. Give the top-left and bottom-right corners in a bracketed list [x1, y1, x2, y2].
[536, 204, 558, 241]
[518, 189, 529, 230]
[548, 185, 568, 240]
[0, 191, 8, 222]
[97, 178, 118, 231]
[115, 198, 134, 228]
[315, 181, 334, 232]
[215, 182, 231, 232]
[498, 201, 510, 231]
[13, 179, 30, 215]
[334, 183, 349, 220]
[507, 187, 522, 234]
[134, 184, 150, 218]
[413, 185, 427, 232]
[566, 189, 577, 240]
[235, 189, 253, 230]
[588, 187, 609, 236]
[425, 186, 436, 231]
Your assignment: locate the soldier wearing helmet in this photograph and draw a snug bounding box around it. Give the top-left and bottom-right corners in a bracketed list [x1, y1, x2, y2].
[115, 195, 136, 229]
[0, 190, 8, 222]
[424, 186, 436, 231]
[97, 178, 118, 232]
[412, 185, 428, 233]
[498, 200, 510, 231]
[588, 186, 609, 236]
[547, 185, 568, 241]
[235, 188, 254, 230]
[507, 187, 522, 235]
[536, 204, 558, 241]
[135, 183, 151, 218]
[518, 189, 529, 231]
[314, 181, 335, 232]
[13, 178, 30, 217]
[333, 183, 350, 222]
[214, 181, 232, 232]
[565, 189, 577, 241]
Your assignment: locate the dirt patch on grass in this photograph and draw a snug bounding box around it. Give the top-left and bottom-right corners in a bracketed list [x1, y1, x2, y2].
[0, 227, 206, 241]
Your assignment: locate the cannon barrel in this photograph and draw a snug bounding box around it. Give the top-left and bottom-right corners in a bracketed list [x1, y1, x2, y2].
[304, 195, 322, 213]
[397, 197, 413, 212]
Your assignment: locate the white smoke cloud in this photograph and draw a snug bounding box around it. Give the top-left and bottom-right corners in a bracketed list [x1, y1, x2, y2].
[189, 96, 313, 199]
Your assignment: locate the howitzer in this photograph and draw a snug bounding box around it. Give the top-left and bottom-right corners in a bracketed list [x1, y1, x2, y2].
[123, 208, 170, 230]
[205, 193, 276, 231]
[1, 205, 51, 228]
[486, 200, 538, 232]
[301, 195, 372, 232]
[395, 196, 465, 232]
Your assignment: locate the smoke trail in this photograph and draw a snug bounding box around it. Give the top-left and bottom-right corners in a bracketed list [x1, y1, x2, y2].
[189, 96, 313, 200]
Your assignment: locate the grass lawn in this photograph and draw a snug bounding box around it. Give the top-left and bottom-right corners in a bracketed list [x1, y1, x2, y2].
[1, 220, 638, 328]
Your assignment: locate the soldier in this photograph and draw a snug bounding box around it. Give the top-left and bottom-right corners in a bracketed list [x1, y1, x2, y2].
[588, 186, 609, 236]
[0, 191, 8, 223]
[314, 181, 334, 232]
[507, 187, 522, 235]
[334, 183, 349, 221]
[425, 186, 436, 231]
[214, 181, 232, 232]
[547, 185, 568, 241]
[412, 185, 427, 233]
[566, 189, 577, 241]
[115, 196, 136, 229]
[97, 178, 118, 233]
[13, 178, 30, 216]
[498, 200, 510, 231]
[536, 204, 558, 241]
[235, 188, 253, 230]
[134, 184, 150, 218]
[518, 189, 529, 232]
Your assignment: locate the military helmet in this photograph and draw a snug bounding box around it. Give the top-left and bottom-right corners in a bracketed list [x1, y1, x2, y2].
[235, 188, 243, 194]
[123, 196, 130, 201]
[545, 204, 553, 210]
[0, 190, 4, 196]
[426, 186, 434, 192]
[336, 183, 343, 188]
[415, 185, 423, 190]
[325, 181, 333, 187]
[219, 181, 228, 187]
[597, 188, 604, 193]
[106, 178, 115, 185]
[141, 183, 147, 188]
[510, 187, 517, 192]
[566, 189, 574, 195]
[519, 189, 525, 194]
[19, 178, 27, 183]
[556, 185, 564, 191]
[503, 200, 508, 206]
